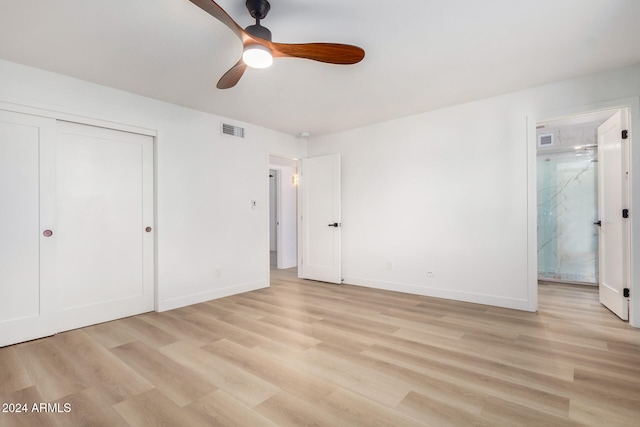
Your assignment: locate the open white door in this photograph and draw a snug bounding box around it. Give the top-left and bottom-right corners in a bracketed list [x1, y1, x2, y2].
[300, 154, 341, 284]
[597, 110, 629, 320]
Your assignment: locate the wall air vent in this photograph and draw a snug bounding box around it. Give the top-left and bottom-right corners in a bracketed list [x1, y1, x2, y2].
[221, 122, 245, 138]
[538, 133, 554, 147]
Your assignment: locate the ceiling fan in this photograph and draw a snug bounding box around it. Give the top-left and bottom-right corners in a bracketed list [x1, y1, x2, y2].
[188, 0, 365, 89]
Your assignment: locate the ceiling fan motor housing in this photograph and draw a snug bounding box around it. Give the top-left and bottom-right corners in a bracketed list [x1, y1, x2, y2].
[246, 0, 270, 20]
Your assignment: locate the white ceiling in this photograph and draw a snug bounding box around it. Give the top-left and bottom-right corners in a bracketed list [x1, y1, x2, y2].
[1, 0, 639, 137]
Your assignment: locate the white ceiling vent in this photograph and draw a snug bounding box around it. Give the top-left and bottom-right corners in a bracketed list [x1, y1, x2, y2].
[221, 122, 245, 138]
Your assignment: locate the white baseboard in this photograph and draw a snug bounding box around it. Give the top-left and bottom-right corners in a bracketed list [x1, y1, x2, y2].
[157, 280, 269, 312]
[342, 276, 532, 312]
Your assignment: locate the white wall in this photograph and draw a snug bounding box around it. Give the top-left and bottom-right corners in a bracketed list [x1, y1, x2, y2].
[0, 59, 303, 312]
[308, 63, 640, 326]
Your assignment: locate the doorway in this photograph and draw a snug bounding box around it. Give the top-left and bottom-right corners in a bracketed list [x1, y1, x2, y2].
[536, 114, 605, 285]
[268, 155, 298, 271]
[535, 107, 630, 319]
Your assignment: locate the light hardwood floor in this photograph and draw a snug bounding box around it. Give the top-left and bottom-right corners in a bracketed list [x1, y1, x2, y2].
[1, 269, 639, 426]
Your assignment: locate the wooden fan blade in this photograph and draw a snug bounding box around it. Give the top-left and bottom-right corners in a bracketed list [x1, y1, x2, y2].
[188, 0, 246, 41]
[217, 60, 248, 89]
[271, 42, 365, 64]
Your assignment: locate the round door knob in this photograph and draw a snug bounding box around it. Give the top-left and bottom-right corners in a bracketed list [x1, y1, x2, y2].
[43, 230, 53, 237]
[145, 227, 152, 232]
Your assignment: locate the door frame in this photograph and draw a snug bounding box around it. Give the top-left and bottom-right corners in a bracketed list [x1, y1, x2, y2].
[527, 96, 640, 327]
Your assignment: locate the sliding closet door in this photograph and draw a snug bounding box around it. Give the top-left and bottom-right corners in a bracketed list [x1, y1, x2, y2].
[55, 121, 154, 332]
[0, 111, 57, 347]
[1, 115, 154, 347]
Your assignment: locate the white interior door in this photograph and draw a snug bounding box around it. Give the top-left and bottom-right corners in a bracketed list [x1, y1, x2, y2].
[300, 154, 341, 284]
[597, 110, 629, 320]
[55, 121, 154, 332]
[0, 111, 57, 347]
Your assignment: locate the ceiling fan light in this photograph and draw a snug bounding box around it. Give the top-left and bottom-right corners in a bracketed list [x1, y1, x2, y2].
[243, 44, 273, 69]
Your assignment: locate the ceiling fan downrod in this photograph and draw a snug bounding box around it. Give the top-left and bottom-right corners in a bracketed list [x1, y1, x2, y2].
[245, 0, 272, 41]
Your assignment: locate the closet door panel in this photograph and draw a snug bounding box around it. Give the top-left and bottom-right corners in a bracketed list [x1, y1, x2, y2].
[0, 111, 56, 347]
[55, 121, 154, 331]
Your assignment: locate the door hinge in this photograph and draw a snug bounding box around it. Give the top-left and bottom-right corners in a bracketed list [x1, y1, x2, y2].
[623, 288, 630, 298]
[623, 208, 629, 219]
[622, 130, 628, 139]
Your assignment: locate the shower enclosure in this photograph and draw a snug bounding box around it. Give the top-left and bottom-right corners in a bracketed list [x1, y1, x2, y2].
[537, 148, 599, 284]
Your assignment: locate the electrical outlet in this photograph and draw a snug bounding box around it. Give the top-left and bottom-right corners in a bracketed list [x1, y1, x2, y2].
[427, 271, 435, 278]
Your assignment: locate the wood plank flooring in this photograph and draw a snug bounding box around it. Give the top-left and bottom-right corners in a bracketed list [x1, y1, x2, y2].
[1, 269, 640, 426]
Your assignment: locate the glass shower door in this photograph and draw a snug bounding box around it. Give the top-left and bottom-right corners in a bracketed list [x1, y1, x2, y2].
[537, 150, 599, 284]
